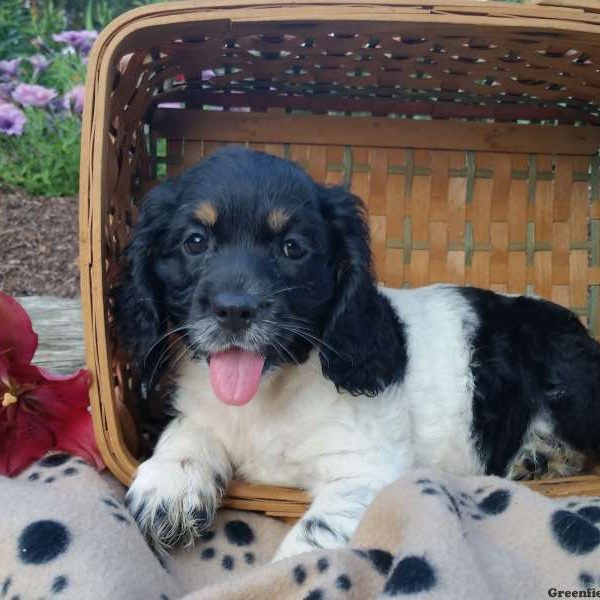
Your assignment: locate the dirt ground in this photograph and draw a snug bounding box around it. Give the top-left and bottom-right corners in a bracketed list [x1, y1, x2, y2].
[0, 188, 80, 297]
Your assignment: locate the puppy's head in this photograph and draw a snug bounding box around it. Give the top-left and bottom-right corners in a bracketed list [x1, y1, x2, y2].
[115, 147, 403, 403]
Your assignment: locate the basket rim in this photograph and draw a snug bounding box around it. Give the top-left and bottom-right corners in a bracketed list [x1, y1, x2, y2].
[79, 0, 600, 489]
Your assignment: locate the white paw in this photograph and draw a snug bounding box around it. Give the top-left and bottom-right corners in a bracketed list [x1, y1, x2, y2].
[125, 456, 228, 554]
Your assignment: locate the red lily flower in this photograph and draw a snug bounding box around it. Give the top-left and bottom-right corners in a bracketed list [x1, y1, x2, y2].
[0, 291, 104, 476]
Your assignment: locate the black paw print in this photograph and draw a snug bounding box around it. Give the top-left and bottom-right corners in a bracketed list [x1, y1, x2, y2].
[26, 453, 84, 484]
[198, 520, 257, 572]
[416, 479, 511, 522]
[3, 520, 75, 598]
[551, 501, 600, 556]
[290, 554, 359, 599]
[384, 555, 437, 596]
[579, 571, 600, 589]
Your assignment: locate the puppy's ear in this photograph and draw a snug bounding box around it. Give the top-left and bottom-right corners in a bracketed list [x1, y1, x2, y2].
[318, 185, 407, 396]
[113, 180, 178, 369]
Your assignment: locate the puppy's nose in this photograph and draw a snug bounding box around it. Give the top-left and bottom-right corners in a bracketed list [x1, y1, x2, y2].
[211, 292, 258, 331]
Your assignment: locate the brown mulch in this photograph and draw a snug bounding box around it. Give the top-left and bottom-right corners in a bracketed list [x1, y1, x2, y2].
[0, 188, 80, 298]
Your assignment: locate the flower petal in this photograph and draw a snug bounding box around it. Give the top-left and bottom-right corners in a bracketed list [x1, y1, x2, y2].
[0, 407, 54, 476]
[0, 291, 38, 366]
[10, 365, 91, 416]
[53, 409, 105, 471]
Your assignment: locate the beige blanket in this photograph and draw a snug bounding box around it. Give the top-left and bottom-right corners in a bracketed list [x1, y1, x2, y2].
[1, 453, 599, 599]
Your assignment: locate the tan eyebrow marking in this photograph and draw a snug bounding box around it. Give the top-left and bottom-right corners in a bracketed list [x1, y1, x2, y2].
[194, 202, 217, 226]
[268, 208, 290, 232]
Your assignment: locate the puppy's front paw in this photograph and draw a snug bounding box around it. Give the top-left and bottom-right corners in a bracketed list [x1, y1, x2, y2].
[125, 456, 228, 554]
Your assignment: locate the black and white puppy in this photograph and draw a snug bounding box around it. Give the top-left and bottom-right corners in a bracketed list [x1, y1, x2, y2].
[117, 146, 600, 560]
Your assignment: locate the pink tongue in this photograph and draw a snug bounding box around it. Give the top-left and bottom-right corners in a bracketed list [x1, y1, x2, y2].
[209, 349, 265, 406]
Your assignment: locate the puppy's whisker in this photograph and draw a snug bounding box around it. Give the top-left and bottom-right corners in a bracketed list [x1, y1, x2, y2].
[143, 325, 190, 366]
[270, 285, 311, 296]
[264, 319, 343, 360]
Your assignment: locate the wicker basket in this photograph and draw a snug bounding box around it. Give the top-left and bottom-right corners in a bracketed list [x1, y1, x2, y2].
[80, 0, 600, 518]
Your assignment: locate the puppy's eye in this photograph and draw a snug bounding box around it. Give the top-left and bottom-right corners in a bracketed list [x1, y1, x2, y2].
[184, 233, 208, 255]
[282, 237, 307, 260]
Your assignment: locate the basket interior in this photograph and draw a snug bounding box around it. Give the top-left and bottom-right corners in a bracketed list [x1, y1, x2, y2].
[83, 2, 600, 499]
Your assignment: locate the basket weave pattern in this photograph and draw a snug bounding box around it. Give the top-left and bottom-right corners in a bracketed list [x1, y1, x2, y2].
[80, 1, 600, 515]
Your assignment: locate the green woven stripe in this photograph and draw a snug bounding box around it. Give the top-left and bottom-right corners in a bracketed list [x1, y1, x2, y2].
[403, 217, 412, 265]
[465, 222, 474, 266]
[342, 146, 353, 187]
[590, 156, 600, 203]
[327, 161, 589, 182]
[592, 220, 600, 266]
[526, 222, 535, 266]
[404, 149, 414, 200]
[527, 155, 537, 204]
[465, 151, 476, 204]
[386, 240, 591, 252]
[590, 286, 599, 339]
[148, 135, 158, 180]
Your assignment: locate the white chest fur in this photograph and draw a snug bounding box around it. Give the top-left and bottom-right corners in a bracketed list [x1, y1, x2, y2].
[175, 353, 413, 493]
[174, 284, 483, 494]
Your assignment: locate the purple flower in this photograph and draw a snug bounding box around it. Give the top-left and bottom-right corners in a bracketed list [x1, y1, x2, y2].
[0, 59, 20, 79]
[29, 54, 49, 73]
[12, 83, 57, 108]
[53, 30, 97, 55]
[63, 85, 85, 114]
[0, 103, 26, 136]
[0, 83, 13, 103]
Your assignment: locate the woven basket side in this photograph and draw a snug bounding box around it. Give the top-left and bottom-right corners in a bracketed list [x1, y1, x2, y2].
[80, 1, 600, 501]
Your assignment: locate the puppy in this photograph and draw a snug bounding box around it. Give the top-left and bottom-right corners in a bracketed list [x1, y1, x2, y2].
[116, 146, 600, 560]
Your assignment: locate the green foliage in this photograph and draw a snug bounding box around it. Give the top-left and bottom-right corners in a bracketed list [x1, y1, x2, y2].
[0, 107, 82, 196]
[30, 1, 67, 42]
[0, 0, 36, 59]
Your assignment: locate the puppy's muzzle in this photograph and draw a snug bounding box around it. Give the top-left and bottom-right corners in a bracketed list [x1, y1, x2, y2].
[210, 291, 259, 332]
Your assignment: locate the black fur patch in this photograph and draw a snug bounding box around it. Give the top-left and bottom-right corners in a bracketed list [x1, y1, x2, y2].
[303, 517, 347, 548]
[460, 287, 600, 476]
[222, 555, 235, 570]
[336, 574, 352, 590]
[114, 147, 407, 398]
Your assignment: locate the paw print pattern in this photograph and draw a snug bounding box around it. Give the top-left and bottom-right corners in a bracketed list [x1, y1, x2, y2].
[383, 555, 437, 597]
[26, 453, 85, 484]
[579, 572, 599, 589]
[289, 554, 356, 599]
[416, 479, 511, 523]
[551, 507, 600, 556]
[2, 520, 75, 598]
[102, 496, 132, 526]
[353, 549, 393, 576]
[197, 520, 257, 573]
